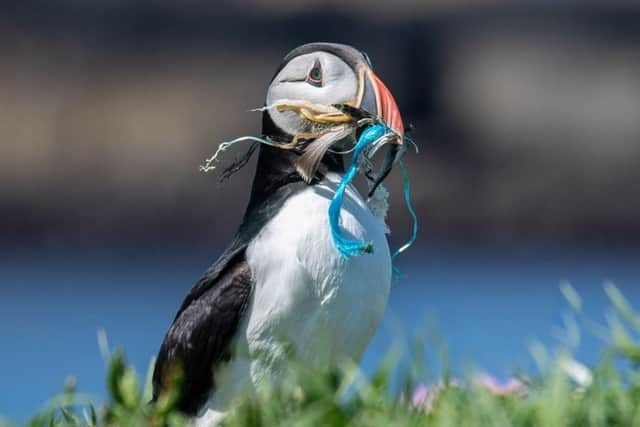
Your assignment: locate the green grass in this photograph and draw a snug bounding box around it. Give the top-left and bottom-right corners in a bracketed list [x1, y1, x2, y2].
[4, 283, 640, 427]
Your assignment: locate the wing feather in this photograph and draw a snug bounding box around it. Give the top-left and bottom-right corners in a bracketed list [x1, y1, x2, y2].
[152, 254, 252, 414]
[152, 172, 307, 414]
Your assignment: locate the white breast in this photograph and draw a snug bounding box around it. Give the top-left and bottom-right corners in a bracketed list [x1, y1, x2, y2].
[197, 173, 391, 421]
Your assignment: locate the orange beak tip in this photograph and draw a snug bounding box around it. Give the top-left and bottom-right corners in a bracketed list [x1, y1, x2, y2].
[368, 70, 404, 145]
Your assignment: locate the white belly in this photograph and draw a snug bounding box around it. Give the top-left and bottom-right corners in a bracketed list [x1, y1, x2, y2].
[197, 173, 391, 420]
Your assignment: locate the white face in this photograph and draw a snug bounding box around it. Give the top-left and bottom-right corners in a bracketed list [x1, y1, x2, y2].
[266, 51, 358, 135]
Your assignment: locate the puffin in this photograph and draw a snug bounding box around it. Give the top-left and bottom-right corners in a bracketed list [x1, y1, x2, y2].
[152, 42, 405, 425]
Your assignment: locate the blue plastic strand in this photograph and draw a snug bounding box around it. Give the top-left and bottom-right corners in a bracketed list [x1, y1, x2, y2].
[390, 160, 419, 277]
[207, 124, 419, 262]
[392, 160, 418, 259]
[329, 124, 388, 258]
[200, 136, 283, 173]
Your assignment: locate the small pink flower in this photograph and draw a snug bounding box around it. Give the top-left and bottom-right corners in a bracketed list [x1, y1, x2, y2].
[411, 384, 429, 407]
[411, 383, 440, 413]
[477, 374, 527, 396]
[410, 381, 458, 413]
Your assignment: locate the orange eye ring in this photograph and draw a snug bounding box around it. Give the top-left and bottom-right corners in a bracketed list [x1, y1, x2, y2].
[306, 60, 323, 87]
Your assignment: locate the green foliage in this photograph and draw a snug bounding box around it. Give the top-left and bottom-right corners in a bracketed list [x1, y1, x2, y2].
[9, 284, 640, 426]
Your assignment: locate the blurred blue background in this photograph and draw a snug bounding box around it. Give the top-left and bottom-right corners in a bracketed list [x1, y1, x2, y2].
[1, 1, 640, 422]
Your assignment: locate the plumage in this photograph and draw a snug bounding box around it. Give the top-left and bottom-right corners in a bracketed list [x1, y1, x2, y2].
[152, 42, 405, 422]
[196, 172, 391, 425]
[153, 170, 307, 413]
[153, 257, 252, 414]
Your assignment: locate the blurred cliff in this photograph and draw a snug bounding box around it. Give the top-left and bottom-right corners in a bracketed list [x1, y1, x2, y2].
[1, 1, 639, 250]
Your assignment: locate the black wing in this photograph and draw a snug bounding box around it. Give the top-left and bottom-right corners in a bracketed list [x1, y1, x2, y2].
[152, 173, 307, 414]
[151, 246, 252, 414]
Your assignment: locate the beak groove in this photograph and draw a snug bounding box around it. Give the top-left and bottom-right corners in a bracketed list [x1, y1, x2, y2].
[358, 68, 404, 145]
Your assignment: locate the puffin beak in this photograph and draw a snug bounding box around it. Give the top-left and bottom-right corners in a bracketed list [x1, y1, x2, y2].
[356, 67, 405, 197]
[357, 67, 404, 145]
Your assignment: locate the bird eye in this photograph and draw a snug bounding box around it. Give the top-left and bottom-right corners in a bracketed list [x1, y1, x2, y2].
[306, 60, 323, 87]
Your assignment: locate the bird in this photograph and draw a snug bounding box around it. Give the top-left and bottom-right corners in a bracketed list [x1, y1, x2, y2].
[152, 42, 405, 425]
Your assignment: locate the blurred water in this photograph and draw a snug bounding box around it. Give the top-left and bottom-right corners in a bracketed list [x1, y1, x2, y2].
[1, 240, 639, 422]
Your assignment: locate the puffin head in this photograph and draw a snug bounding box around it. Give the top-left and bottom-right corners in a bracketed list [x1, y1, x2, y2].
[249, 43, 404, 204]
[263, 42, 403, 146]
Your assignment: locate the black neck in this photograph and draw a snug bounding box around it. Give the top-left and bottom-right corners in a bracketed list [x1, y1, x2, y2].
[243, 113, 345, 214]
